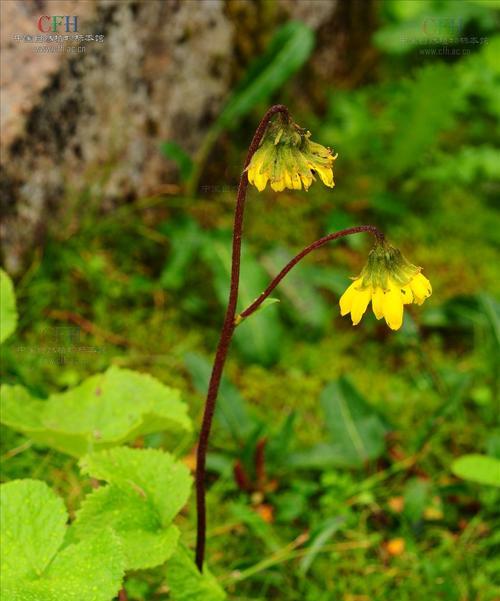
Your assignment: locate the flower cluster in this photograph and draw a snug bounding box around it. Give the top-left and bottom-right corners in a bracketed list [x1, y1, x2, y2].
[339, 241, 432, 330]
[246, 118, 337, 192]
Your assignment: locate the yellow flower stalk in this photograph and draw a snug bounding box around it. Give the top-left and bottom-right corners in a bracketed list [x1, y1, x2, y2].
[246, 117, 337, 192]
[339, 241, 432, 330]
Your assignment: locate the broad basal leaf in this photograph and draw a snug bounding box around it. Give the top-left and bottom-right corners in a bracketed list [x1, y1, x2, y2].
[74, 447, 192, 570]
[166, 544, 226, 601]
[0, 366, 191, 457]
[1, 479, 67, 581]
[319, 378, 390, 467]
[0, 479, 124, 601]
[0, 268, 18, 344]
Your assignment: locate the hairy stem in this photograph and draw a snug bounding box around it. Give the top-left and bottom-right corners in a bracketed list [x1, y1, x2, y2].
[238, 225, 384, 321]
[195, 104, 290, 571]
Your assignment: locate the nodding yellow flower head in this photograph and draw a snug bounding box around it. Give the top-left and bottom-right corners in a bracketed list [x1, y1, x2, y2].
[246, 116, 337, 192]
[339, 241, 432, 331]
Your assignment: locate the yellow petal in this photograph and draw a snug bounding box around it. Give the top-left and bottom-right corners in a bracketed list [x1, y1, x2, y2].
[351, 286, 371, 325]
[315, 165, 334, 188]
[372, 287, 384, 320]
[383, 285, 404, 330]
[291, 172, 302, 190]
[254, 170, 269, 192]
[410, 272, 432, 305]
[300, 171, 313, 191]
[401, 284, 413, 305]
[284, 170, 294, 190]
[247, 164, 256, 186]
[271, 178, 285, 192]
[339, 280, 359, 316]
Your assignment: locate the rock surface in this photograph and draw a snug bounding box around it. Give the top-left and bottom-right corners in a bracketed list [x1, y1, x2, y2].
[0, 0, 374, 274]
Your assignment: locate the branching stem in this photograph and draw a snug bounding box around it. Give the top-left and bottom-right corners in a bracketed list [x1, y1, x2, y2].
[195, 105, 289, 571]
[238, 226, 384, 322]
[194, 105, 383, 571]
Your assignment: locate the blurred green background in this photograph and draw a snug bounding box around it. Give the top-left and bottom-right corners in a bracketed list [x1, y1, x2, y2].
[1, 1, 499, 600]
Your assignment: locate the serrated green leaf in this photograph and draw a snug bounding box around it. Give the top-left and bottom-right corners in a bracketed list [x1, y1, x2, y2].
[1, 479, 67, 580]
[0, 366, 191, 457]
[166, 544, 226, 601]
[452, 454, 500, 487]
[0, 268, 18, 344]
[72, 486, 179, 570]
[75, 448, 192, 570]
[80, 447, 192, 524]
[1, 480, 124, 601]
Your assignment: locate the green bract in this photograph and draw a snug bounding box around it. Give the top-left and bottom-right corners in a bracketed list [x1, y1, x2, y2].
[0, 366, 192, 457]
[359, 241, 420, 289]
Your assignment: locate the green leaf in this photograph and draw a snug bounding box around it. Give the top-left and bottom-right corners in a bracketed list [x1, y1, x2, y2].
[160, 141, 194, 182]
[384, 64, 463, 176]
[75, 447, 192, 570]
[184, 352, 257, 443]
[166, 544, 226, 601]
[452, 454, 500, 487]
[374, 1, 497, 54]
[71, 485, 179, 570]
[160, 217, 205, 290]
[262, 247, 331, 331]
[1, 479, 124, 600]
[299, 517, 344, 575]
[230, 503, 281, 553]
[0, 366, 191, 457]
[288, 442, 362, 470]
[201, 232, 283, 365]
[1, 479, 67, 581]
[318, 378, 390, 467]
[247, 297, 280, 316]
[216, 21, 315, 130]
[0, 268, 18, 344]
[403, 478, 431, 523]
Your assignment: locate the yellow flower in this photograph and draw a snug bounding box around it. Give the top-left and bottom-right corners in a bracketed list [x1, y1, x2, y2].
[339, 242, 432, 330]
[247, 117, 337, 192]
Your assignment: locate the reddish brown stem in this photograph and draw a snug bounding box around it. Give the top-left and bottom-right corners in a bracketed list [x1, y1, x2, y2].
[255, 437, 267, 490]
[195, 105, 290, 571]
[238, 225, 384, 321]
[194, 106, 384, 572]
